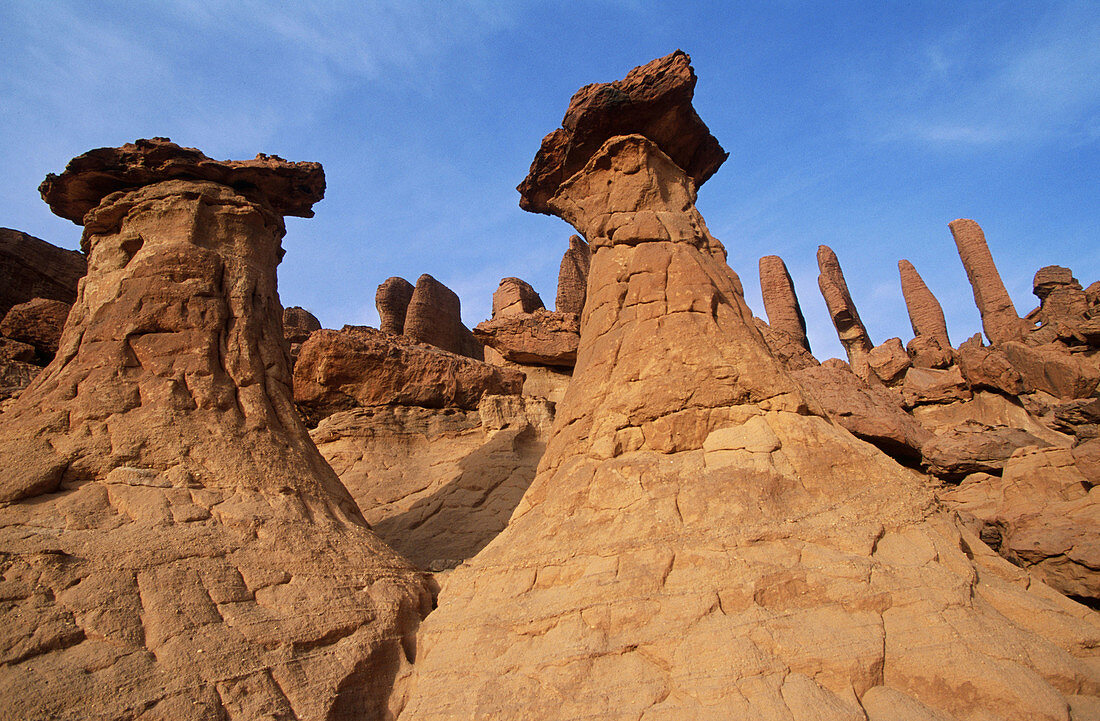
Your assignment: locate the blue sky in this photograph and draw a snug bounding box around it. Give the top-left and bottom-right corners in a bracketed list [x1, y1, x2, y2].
[2, 1, 1097, 360]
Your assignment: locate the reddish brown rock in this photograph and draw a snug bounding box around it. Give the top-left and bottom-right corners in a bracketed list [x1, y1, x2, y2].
[898, 259, 950, 350]
[293, 326, 523, 424]
[754, 318, 818, 371]
[473, 309, 579, 367]
[491, 277, 544, 318]
[403, 273, 483, 359]
[905, 334, 954, 369]
[555, 234, 591, 314]
[396, 57, 1100, 719]
[792, 362, 931, 461]
[941, 446, 1100, 603]
[0, 358, 40, 401]
[376, 276, 415, 335]
[0, 297, 71, 361]
[949, 218, 1026, 344]
[867, 337, 911, 385]
[901, 365, 973, 407]
[517, 50, 727, 214]
[39, 137, 325, 224]
[955, 333, 1026, 395]
[817, 245, 874, 377]
[1002, 340, 1100, 400]
[759, 254, 810, 353]
[282, 305, 320, 343]
[921, 422, 1049, 480]
[1087, 281, 1100, 309]
[0, 228, 86, 318]
[0, 143, 430, 720]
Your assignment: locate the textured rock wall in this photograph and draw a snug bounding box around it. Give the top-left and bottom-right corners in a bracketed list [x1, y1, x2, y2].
[0, 227, 86, 317]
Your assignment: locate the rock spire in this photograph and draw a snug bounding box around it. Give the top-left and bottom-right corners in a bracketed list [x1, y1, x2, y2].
[555, 234, 591, 314]
[949, 218, 1025, 344]
[816, 244, 874, 376]
[758, 254, 810, 353]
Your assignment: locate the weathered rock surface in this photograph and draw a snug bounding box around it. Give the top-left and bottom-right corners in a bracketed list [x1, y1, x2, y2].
[906, 334, 954, 369]
[867, 337, 911, 385]
[377, 276, 415, 335]
[754, 318, 819, 371]
[759, 254, 810, 353]
[792, 362, 931, 461]
[294, 326, 524, 424]
[949, 218, 1025, 345]
[899, 259, 951, 350]
[403, 273, 483, 359]
[282, 305, 320, 343]
[555, 234, 591, 314]
[394, 56, 1100, 720]
[0, 145, 431, 720]
[491, 277, 544, 317]
[921, 422, 1050, 480]
[0, 296, 71, 361]
[1002, 340, 1100, 400]
[911, 391, 1072, 449]
[941, 446, 1100, 604]
[0, 227, 86, 317]
[517, 50, 727, 214]
[901, 365, 973, 408]
[817, 245, 874, 378]
[313, 395, 554, 571]
[955, 333, 1026, 395]
[473, 310, 580, 367]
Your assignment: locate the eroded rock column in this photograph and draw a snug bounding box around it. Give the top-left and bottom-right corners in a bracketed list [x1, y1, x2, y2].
[949, 218, 1025, 344]
[403, 273, 482, 359]
[377, 275, 415, 334]
[759, 254, 810, 352]
[0, 139, 429, 720]
[555, 234, 591, 314]
[899, 259, 953, 368]
[817, 244, 874, 376]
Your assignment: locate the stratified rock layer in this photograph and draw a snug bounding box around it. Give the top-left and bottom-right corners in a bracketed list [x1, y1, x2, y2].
[377, 276, 415, 335]
[517, 50, 727, 214]
[403, 274, 482, 359]
[759, 254, 810, 353]
[395, 58, 1100, 719]
[949, 218, 1025, 345]
[0, 227, 86, 317]
[817, 245, 874, 377]
[555, 234, 591, 314]
[473, 310, 580, 367]
[0, 145, 430, 720]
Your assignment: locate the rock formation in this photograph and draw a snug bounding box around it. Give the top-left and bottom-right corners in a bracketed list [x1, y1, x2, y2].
[393, 54, 1100, 721]
[491, 277, 544, 317]
[377, 276, 415, 334]
[282, 305, 321, 367]
[759, 254, 810, 353]
[817, 244, 875, 377]
[0, 297, 71, 362]
[949, 218, 1025, 345]
[866, 337, 911, 385]
[0, 227, 86, 317]
[555, 234, 591, 314]
[403, 273, 483, 359]
[898, 259, 953, 368]
[0, 139, 430, 720]
[474, 310, 579, 367]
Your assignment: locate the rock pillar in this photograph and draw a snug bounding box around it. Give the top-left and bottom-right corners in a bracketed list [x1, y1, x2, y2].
[758, 254, 810, 352]
[817, 245, 874, 376]
[376, 275, 415, 334]
[949, 218, 1024, 344]
[555, 234, 591, 314]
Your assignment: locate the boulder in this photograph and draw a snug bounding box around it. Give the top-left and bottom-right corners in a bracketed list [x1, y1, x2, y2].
[293, 326, 524, 424]
[955, 334, 1025, 395]
[517, 50, 727, 215]
[0, 227, 86, 318]
[921, 422, 1049, 480]
[792, 362, 931, 461]
[948, 218, 1026, 344]
[905, 334, 953, 369]
[474, 309, 579, 367]
[376, 276, 415, 335]
[403, 273, 483, 359]
[901, 365, 972, 407]
[1002, 340, 1100, 400]
[491, 277, 544, 318]
[281, 305, 320, 367]
[555, 234, 591, 314]
[0, 142, 431, 720]
[0, 297, 71, 361]
[394, 54, 1100, 720]
[867, 337, 911, 385]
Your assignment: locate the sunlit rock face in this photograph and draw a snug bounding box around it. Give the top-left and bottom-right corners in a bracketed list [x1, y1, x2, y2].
[0, 139, 431, 721]
[392, 55, 1100, 721]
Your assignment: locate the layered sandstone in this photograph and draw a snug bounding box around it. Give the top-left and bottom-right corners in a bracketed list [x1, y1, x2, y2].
[759, 254, 810, 353]
[473, 310, 580, 367]
[555, 234, 591, 314]
[0, 227, 86, 317]
[394, 55, 1100, 720]
[491, 277, 544, 317]
[898, 258, 953, 370]
[949, 218, 1025, 345]
[403, 273, 483, 359]
[377, 276, 415, 335]
[817, 245, 874, 377]
[0, 142, 430, 720]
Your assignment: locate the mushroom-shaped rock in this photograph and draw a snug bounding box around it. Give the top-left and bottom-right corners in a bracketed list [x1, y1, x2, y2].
[0, 142, 430, 720]
[39, 137, 325, 224]
[555, 234, 591, 314]
[948, 219, 1025, 345]
[376, 276, 415, 335]
[517, 50, 727, 214]
[394, 55, 1100, 721]
[759, 254, 810, 353]
[817, 245, 874, 378]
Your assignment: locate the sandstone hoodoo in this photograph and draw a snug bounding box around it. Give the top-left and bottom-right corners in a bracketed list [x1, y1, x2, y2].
[555, 234, 591, 314]
[377, 275, 416, 335]
[403, 273, 483, 360]
[394, 53, 1100, 720]
[899, 258, 954, 368]
[0, 139, 431, 720]
[759, 254, 811, 354]
[817, 244, 875, 378]
[949, 218, 1026, 345]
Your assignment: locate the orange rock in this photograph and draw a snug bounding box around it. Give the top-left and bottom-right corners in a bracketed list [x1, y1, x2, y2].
[899, 259, 951, 350]
[817, 245, 874, 377]
[759, 254, 811, 353]
[473, 309, 579, 367]
[403, 273, 483, 359]
[949, 218, 1026, 344]
[555, 234, 591, 314]
[0, 297, 71, 361]
[491, 277, 544, 318]
[376, 276, 416, 335]
[0, 227, 86, 318]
